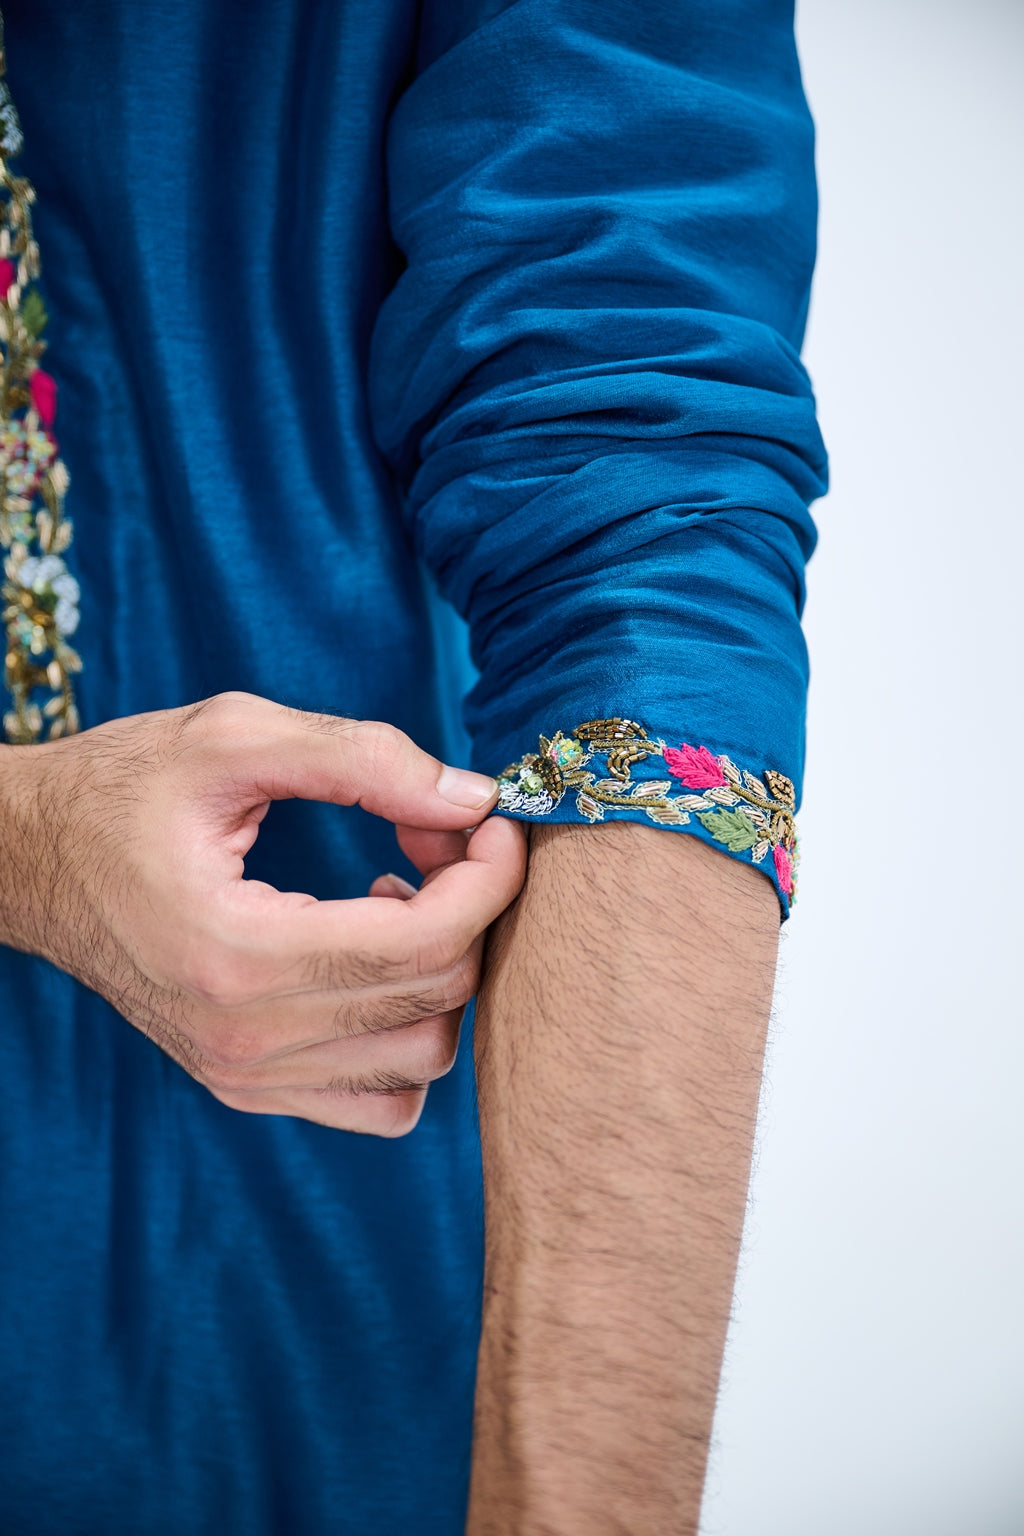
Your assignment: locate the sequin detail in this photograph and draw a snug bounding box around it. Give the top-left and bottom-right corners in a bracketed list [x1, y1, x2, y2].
[0, 19, 81, 743]
[497, 718, 800, 903]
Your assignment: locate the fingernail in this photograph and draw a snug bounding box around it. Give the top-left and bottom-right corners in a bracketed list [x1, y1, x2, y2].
[377, 872, 418, 899]
[437, 765, 499, 810]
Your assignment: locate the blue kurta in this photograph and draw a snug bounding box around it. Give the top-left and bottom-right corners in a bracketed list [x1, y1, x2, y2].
[0, 1, 826, 1529]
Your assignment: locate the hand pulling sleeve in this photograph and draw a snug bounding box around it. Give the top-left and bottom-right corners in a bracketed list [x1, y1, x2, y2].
[369, 0, 828, 915]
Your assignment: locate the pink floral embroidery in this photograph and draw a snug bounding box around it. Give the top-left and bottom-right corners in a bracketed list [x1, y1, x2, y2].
[0, 257, 15, 295]
[29, 368, 57, 428]
[663, 742, 727, 789]
[497, 720, 800, 908]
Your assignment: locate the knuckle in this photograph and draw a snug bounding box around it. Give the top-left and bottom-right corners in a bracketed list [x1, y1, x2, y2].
[440, 954, 479, 1010]
[349, 720, 427, 793]
[181, 691, 261, 741]
[180, 961, 246, 1010]
[375, 1015, 459, 1084]
[364, 1088, 428, 1139]
[208, 689, 261, 718]
[201, 1028, 259, 1073]
[352, 719, 405, 756]
[407, 1016, 460, 1080]
[184, 1017, 266, 1084]
[162, 1034, 248, 1095]
[414, 931, 465, 981]
[177, 945, 259, 1011]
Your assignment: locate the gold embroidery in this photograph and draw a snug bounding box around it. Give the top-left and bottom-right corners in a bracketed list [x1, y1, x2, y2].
[0, 17, 81, 744]
[498, 718, 799, 902]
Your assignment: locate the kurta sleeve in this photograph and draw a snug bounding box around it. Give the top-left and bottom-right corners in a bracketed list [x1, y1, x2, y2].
[369, 0, 828, 917]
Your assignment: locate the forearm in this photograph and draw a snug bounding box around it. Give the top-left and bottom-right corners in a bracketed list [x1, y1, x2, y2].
[467, 823, 780, 1535]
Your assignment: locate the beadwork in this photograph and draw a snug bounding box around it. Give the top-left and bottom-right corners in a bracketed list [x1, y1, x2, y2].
[497, 718, 800, 901]
[0, 16, 80, 744]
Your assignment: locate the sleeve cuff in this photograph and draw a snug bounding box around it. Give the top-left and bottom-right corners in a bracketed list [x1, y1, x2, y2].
[492, 716, 799, 919]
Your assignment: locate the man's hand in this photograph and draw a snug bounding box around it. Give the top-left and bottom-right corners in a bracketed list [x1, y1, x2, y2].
[0, 692, 526, 1135]
[467, 822, 779, 1534]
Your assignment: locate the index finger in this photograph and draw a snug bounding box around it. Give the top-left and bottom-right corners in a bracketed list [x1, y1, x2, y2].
[199, 699, 501, 830]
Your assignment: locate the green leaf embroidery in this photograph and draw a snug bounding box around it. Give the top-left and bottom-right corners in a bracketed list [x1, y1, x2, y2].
[697, 808, 759, 852]
[21, 287, 48, 338]
[493, 721, 799, 905]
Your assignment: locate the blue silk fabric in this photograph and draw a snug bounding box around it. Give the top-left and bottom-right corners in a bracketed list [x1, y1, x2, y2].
[0, 1, 826, 1530]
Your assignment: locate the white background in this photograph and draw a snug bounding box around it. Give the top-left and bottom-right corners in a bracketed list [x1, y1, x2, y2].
[700, 2, 1024, 1532]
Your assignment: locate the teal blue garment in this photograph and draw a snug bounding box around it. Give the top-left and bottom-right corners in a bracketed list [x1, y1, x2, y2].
[0, 1, 826, 1531]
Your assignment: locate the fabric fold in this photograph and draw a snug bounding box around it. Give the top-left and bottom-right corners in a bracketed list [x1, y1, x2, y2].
[371, 0, 828, 912]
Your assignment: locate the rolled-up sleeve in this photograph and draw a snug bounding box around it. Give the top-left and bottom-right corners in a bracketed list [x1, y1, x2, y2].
[369, 0, 828, 916]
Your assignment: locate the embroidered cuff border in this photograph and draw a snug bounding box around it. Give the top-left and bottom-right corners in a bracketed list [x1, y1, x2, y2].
[496, 718, 799, 906]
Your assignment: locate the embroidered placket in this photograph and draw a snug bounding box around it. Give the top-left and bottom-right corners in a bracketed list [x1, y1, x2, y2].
[0, 12, 81, 744]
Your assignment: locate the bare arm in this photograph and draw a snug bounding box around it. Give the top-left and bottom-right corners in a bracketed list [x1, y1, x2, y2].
[467, 822, 779, 1535]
